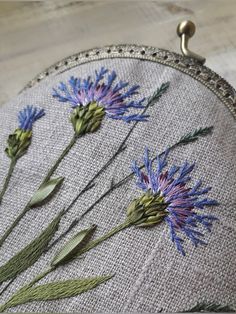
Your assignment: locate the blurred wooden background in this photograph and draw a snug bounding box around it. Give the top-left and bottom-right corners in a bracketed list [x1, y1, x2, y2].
[0, 0, 236, 106]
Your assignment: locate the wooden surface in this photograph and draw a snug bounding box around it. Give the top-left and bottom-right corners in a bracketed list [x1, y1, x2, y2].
[0, 0, 236, 107]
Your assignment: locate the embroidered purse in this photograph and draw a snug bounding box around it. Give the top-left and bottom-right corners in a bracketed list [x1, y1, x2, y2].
[0, 20, 235, 313]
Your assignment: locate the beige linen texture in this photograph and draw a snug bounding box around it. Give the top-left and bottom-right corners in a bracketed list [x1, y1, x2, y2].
[0, 58, 235, 313]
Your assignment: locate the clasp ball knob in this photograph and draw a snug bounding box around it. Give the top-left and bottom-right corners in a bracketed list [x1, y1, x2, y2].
[177, 20, 196, 38]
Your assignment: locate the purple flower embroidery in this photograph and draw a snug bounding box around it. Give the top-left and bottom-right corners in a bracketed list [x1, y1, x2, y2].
[52, 67, 147, 123]
[131, 148, 218, 255]
[18, 105, 45, 131]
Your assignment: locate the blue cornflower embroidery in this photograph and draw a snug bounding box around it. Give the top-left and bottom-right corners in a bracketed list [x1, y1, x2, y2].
[5, 106, 45, 160]
[0, 105, 45, 204]
[52, 67, 147, 135]
[18, 105, 45, 131]
[130, 148, 218, 255]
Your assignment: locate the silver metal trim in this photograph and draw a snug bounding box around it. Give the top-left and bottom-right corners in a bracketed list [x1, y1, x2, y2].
[23, 44, 236, 119]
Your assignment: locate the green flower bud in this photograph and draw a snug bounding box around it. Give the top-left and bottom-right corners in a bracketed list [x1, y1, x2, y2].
[70, 103, 105, 136]
[5, 129, 32, 160]
[126, 190, 168, 227]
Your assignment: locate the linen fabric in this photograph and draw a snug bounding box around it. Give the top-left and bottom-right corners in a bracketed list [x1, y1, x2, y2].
[0, 57, 235, 312]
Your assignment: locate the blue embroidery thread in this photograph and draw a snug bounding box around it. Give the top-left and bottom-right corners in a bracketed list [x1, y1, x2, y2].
[0, 106, 45, 205]
[52, 67, 148, 129]
[132, 148, 218, 255]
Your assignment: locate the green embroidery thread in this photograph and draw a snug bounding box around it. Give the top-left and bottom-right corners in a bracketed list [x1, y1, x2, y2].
[0, 77, 169, 249]
[0, 276, 112, 312]
[0, 210, 63, 284]
[0, 126, 214, 311]
[0, 81, 170, 300]
[49, 125, 214, 250]
[177, 126, 214, 146]
[0, 177, 65, 250]
[0, 125, 213, 298]
[0, 138, 76, 248]
[0, 106, 45, 205]
[0, 158, 16, 205]
[29, 177, 64, 207]
[183, 302, 235, 312]
[51, 225, 97, 267]
[0, 225, 110, 312]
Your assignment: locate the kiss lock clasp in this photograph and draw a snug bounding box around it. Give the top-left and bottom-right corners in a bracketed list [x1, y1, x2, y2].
[177, 20, 206, 65]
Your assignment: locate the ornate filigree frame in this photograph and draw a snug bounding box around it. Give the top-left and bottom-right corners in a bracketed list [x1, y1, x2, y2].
[24, 44, 236, 119]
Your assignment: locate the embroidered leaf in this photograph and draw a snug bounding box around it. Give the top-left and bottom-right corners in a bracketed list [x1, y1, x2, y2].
[178, 126, 213, 145]
[51, 225, 97, 267]
[0, 211, 63, 284]
[183, 302, 235, 312]
[47, 124, 216, 251]
[2, 276, 112, 310]
[147, 82, 170, 107]
[29, 177, 64, 207]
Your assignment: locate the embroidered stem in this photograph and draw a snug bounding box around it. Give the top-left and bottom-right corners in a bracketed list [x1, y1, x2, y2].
[46, 137, 186, 250]
[0, 106, 45, 206]
[0, 89, 153, 249]
[0, 219, 134, 312]
[0, 205, 30, 248]
[25, 267, 54, 289]
[0, 99, 155, 291]
[0, 220, 132, 311]
[0, 135, 78, 249]
[0, 158, 17, 205]
[77, 219, 132, 257]
[0, 84, 169, 296]
[0, 220, 132, 310]
[42, 134, 78, 184]
[60, 84, 169, 217]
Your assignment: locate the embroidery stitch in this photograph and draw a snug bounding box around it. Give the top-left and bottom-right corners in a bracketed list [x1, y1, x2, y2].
[131, 148, 218, 255]
[0, 126, 213, 299]
[37, 147, 218, 262]
[47, 126, 214, 251]
[2, 147, 214, 309]
[52, 67, 148, 133]
[183, 302, 235, 312]
[1, 128, 212, 310]
[0, 106, 45, 205]
[68, 148, 218, 258]
[0, 276, 112, 312]
[0, 78, 170, 299]
[23, 45, 236, 121]
[0, 68, 149, 248]
[0, 224, 111, 312]
[0, 211, 63, 284]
